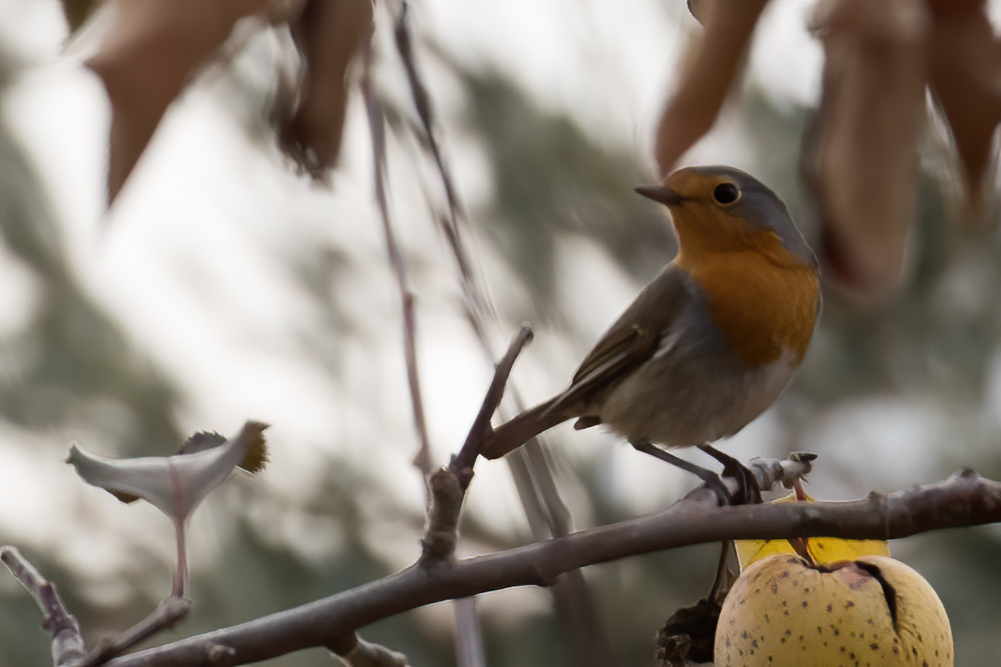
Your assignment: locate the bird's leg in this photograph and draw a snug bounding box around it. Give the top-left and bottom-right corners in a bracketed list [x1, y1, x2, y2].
[630, 440, 732, 506]
[697, 444, 762, 505]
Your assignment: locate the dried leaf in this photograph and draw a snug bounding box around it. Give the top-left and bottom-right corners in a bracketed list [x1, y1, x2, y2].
[654, 0, 769, 176]
[927, 2, 1001, 227]
[177, 428, 269, 473]
[176, 431, 227, 455]
[279, 0, 374, 179]
[60, 0, 103, 34]
[88, 0, 269, 203]
[804, 0, 929, 304]
[656, 598, 720, 666]
[685, 0, 709, 25]
[926, 0, 987, 14]
[67, 421, 268, 521]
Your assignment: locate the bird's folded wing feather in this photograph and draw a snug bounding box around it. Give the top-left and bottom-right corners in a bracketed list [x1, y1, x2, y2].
[548, 264, 690, 416]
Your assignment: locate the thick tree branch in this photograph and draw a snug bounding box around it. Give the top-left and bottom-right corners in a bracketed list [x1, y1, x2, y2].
[104, 469, 999, 667]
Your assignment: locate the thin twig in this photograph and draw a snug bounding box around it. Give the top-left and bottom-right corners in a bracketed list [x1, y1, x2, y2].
[451, 325, 534, 474]
[331, 635, 411, 666]
[361, 43, 433, 479]
[80, 597, 191, 667]
[419, 468, 466, 564]
[171, 518, 188, 599]
[1, 546, 85, 667]
[452, 598, 485, 667]
[389, 0, 493, 345]
[103, 468, 1001, 667]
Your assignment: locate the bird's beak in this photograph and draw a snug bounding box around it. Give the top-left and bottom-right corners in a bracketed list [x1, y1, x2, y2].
[635, 184, 683, 207]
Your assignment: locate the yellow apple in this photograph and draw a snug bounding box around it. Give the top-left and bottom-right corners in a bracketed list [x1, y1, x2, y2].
[715, 553, 953, 666]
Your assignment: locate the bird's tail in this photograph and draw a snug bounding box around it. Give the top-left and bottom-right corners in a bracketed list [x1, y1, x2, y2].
[479, 398, 570, 460]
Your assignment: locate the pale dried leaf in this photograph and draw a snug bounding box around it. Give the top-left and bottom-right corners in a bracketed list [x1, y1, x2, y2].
[67, 421, 268, 520]
[805, 0, 929, 304]
[177, 427, 269, 473]
[279, 0, 373, 179]
[654, 0, 769, 177]
[88, 0, 269, 203]
[927, 2, 1001, 228]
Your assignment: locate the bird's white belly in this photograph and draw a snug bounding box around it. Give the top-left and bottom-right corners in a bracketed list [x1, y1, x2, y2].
[596, 349, 798, 447]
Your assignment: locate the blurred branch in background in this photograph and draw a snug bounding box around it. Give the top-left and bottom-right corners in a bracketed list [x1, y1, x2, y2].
[362, 41, 432, 479]
[383, 3, 621, 664]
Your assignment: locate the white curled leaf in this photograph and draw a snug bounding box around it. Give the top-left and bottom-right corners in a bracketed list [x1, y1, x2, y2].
[67, 421, 268, 521]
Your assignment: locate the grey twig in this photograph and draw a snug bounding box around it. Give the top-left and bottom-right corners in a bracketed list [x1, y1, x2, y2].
[361, 43, 433, 479]
[81, 596, 191, 667]
[389, 0, 492, 345]
[451, 597, 485, 667]
[101, 468, 1001, 667]
[334, 636, 410, 667]
[1, 546, 85, 667]
[452, 325, 534, 474]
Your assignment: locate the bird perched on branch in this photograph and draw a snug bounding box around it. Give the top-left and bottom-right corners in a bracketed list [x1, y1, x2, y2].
[481, 165, 821, 489]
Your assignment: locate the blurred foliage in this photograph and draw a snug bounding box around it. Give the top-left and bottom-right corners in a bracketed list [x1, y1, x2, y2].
[461, 69, 677, 316]
[0, 53, 179, 454]
[1, 4, 1001, 667]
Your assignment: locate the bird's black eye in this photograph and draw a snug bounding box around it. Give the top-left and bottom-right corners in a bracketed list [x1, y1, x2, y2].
[713, 182, 740, 205]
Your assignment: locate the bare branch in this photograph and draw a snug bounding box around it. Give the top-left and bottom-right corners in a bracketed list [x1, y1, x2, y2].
[417, 326, 533, 564]
[361, 44, 433, 479]
[417, 327, 533, 564]
[103, 469, 1000, 667]
[1, 547, 85, 667]
[452, 597, 485, 667]
[452, 326, 534, 474]
[389, 0, 493, 347]
[419, 467, 467, 564]
[81, 597, 190, 667]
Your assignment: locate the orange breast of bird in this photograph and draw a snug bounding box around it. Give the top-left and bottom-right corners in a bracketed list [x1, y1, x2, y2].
[677, 231, 820, 369]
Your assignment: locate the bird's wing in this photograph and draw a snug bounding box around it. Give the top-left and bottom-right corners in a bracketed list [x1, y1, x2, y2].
[549, 263, 690, 415]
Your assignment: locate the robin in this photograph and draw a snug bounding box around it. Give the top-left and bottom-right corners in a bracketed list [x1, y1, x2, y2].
[481, 165, 821, 495]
